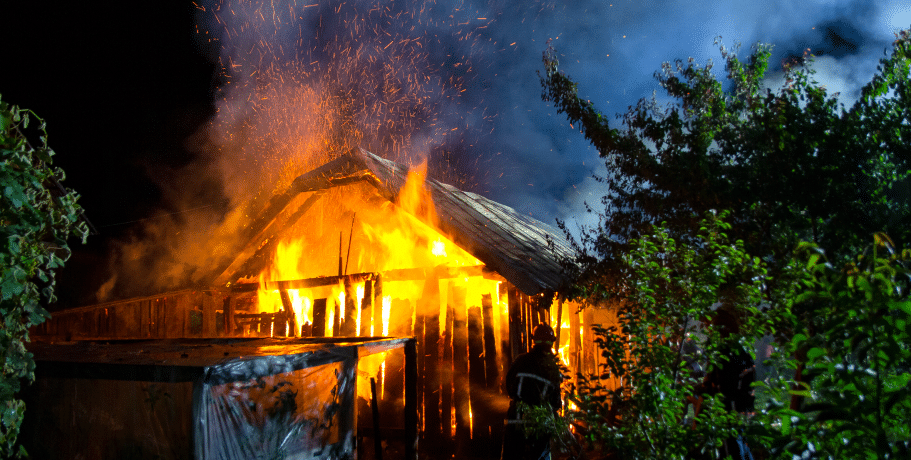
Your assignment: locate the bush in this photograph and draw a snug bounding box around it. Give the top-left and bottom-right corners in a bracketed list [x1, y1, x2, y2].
[1, 95, 88, 457]
[752, 235, 911, 459]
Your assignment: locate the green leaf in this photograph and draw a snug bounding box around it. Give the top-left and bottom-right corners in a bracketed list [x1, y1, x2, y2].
[806, 347, 826, 360]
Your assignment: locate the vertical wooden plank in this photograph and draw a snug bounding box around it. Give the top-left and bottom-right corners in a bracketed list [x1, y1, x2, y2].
[155, 298, 165, 338]
[332, 299, 341, 337]
[507, 285, 523, 359]
[139, 300, 148, 338]
[481, 294, 500, 388]
[570, 301, 582, 390]
[372, 275, 383, 337]
[467, 306, 488, 450]
[203, 294, 216, 337]
[341, 278, 357, 336]
[312, 298, 327, 337]
[555, 299, 564, 355]
[540, 292, 555, 328]
[420, 276, 442, 448]
[147, 299, 155, 338]
[525, 294, 534, 352]
[94, 309, 102, 337]
[359, 279, 373, 337]
[498, 285, 512, 382]
[338, 357, 357, 459]
[450, 284, 470, 454]
[133, 301, 141, 338]
[404, 339, 418, 460]
[385, 299, 411, 405]
[441, 292, 455, 452]
[583, 306, 595, 376]
[415, 311, 426, 437]
[274, 290, 291, 337]
[176, 294, 192, 338]
[224, 296, 235, 337]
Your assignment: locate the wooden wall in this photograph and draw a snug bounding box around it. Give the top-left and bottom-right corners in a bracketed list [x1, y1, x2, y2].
[34, 290, 237, 340]
[34, 278, 557, 459]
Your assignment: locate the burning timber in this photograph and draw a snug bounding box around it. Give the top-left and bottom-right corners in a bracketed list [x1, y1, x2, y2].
[33, 148, 598, 459]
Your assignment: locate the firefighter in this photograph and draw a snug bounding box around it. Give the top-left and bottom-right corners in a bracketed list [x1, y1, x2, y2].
[502, 323, 563, 460]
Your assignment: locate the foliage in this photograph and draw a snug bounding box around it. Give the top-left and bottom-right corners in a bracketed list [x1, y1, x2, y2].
[541, 30, 911, 302]
[752, 235, 911, 459]
[558, 212, 771, 459]
[0, 95, 88, 457]
[541, 29, 911, 459]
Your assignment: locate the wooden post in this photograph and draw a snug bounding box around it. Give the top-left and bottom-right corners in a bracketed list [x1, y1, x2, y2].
[507, 286, 523, 359]
[312, 298, 327, 337]
[341, 278, 357, 336]
[332, 299, 341, 337]
[371, 378, 383, 460]
[541, 292, 555, 326]
[416, 311, 426, 441]
[525, 294, 534, 352]
[441, 294, 455, 451]
[498, 285, 512, 379]
[373, 275, 383, 336]
[483, 292, 505, 458]
[338, 231, 344, 277]
[220, 296, 232, 337]
[405, 339, 418, 460]
[338, 357, 357, 459]
[468, 306, 488, 450]
[450, 284, 470, 454]
[360, 279, 373, 337]
[385, 300, 411, 407]
[555, 298, 563, 354]
[481, 294, 500, 388]
[570, 301, 581, 390]
[583, 306, 595, 376]
[278, 290, 294, 337]
[177, 295, 189, 338]
[419, 274, 441, 446]
[203, 295, 216, 337]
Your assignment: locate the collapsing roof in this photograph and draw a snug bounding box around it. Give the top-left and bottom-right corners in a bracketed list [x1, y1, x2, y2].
[211, 147, 574, 296]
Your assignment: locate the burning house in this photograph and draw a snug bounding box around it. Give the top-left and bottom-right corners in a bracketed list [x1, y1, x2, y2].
[33, 147, 604, 458]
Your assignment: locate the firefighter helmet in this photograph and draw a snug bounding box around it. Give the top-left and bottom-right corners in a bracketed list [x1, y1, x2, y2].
[532, 323, 556, 343]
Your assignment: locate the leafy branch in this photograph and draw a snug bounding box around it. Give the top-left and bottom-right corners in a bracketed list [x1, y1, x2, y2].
[1, 95, 88, 457]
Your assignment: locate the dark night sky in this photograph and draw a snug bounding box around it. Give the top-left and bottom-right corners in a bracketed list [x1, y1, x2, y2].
[1, 2, 217, 305]
[1, 1, 908, 307]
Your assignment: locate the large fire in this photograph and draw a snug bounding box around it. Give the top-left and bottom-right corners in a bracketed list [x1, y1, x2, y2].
[253, 161, 508, 421]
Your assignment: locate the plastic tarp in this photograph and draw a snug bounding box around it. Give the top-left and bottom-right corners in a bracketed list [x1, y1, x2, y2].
[22, 337, 409, 460]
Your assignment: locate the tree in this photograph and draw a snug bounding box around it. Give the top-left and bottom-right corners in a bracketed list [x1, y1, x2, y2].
[541, 31, 911, 300]
[579, 212, 770, 459]
[0, 95, 88, 457]
[752, 235, 911, 458]
[540, 29, 911, 459]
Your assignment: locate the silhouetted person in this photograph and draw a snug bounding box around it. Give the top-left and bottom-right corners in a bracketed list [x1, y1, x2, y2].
[502, 323, 563, 460]
[700, 307, 755, 460]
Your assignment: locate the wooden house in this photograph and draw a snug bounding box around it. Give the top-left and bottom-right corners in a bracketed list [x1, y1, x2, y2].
[35, 148, 598, 458]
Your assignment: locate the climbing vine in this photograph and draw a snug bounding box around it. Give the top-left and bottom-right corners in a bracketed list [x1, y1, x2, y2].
[1, 95, 88, 457]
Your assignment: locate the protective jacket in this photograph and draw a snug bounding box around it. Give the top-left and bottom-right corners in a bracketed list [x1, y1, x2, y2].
[501, 344, 562, 460]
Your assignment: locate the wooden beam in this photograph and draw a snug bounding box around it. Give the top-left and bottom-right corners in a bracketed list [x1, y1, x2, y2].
[230, 265, 502, 294]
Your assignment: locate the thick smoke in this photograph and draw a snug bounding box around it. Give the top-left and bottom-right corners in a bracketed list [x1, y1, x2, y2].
[98, 0, 909, 300]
